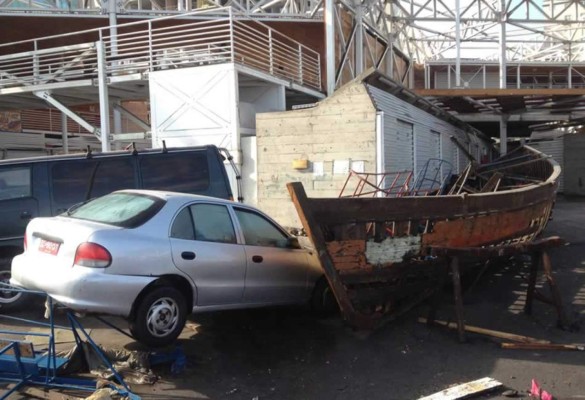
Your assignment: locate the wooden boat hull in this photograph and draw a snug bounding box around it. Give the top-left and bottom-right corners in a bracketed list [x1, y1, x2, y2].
[287, 146, 560, 328]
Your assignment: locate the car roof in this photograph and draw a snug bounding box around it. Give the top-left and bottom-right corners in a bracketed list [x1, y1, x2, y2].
[116, 189, 241, 207]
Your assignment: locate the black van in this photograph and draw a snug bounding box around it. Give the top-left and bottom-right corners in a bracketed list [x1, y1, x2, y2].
[0, 145, 234, 270]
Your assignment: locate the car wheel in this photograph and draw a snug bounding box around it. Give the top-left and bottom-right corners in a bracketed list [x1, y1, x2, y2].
[0, 270, 28, 312]
[130, 286, 187, 348]
[310, 277, 338, 316]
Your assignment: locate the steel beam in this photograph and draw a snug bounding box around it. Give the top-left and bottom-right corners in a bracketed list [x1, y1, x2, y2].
[33, 90, 100, 138]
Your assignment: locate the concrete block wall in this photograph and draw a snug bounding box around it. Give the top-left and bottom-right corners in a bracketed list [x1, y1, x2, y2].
[256, 82, 377, 228]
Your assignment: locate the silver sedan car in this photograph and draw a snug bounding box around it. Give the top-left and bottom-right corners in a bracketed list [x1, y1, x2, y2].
[11, 190, 331, 347]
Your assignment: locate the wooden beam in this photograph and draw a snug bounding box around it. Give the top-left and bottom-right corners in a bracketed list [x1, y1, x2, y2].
[287, 182, 375, 329]
[502, 342, 585, 351]
[308, 185, 554, 225]
[415, 88, 585, 97]
[419, 318, 551, 344]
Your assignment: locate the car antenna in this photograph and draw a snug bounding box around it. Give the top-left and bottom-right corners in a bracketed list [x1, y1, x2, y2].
[161, 140, 168, 153]
[131, 142, 138, 155]
[85, 145, 92, 159]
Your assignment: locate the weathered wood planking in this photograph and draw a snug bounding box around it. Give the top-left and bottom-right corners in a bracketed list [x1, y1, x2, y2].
[418, 377, 502, 400]
[326, 240, 367, 271]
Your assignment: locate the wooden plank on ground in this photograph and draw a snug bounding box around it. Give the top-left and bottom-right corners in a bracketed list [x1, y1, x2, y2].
[418, 317, 551, 344]
[418, 377, 502, 400]
[502, 342, 585, 351]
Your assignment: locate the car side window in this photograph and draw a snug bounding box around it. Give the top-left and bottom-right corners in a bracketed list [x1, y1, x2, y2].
[170, 207, 196, 240]
[184, 204, 236, 244]
[0, 166, 31, 201]
[234, 208, 288, 248]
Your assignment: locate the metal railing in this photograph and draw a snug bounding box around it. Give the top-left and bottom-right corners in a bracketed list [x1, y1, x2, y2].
[0, 7, 322, 92]
[0, 0, 322, 17]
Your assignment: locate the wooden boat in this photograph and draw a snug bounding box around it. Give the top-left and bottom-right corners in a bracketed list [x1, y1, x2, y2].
[287, 145, 561, 328]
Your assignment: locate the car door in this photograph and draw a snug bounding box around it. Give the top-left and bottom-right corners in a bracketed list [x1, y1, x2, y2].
[232, 207, 311, 304]
[169, 203, 246, 306]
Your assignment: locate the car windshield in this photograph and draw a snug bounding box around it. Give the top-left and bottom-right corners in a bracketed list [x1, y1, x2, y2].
[67, 192, 165, 228]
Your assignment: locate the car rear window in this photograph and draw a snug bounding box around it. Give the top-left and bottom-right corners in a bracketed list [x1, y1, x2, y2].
[67, 192, 165, 228]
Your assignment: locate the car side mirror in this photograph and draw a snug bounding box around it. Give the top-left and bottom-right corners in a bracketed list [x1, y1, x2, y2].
[287, 237, 302, 249]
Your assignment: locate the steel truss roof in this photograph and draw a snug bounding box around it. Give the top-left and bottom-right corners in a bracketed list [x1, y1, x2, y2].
[2, 0, 585, 65]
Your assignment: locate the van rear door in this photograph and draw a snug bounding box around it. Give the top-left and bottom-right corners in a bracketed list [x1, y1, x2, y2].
[0, 165, 38, 249]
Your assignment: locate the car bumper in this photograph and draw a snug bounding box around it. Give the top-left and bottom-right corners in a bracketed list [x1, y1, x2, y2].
[11, 253, 156, 317]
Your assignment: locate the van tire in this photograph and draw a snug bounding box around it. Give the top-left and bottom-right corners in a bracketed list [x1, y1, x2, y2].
[0, 270, 28, 312]
[130, 286, 187, 347]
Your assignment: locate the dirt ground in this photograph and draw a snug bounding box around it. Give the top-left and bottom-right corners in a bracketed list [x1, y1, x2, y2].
[1, 196, 585, 400]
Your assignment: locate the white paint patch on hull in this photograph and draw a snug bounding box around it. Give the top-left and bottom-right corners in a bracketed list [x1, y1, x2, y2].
[365, 236, 422, 265]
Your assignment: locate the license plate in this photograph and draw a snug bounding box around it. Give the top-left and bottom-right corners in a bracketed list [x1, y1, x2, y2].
[39, 239, 60, 255]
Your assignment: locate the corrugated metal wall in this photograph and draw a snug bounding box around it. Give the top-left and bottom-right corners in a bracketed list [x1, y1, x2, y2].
[367, 85, 483, 180]
[528, 137, 564, 193]
[563, 134, 585, 196]
[384, 118, 414, 173]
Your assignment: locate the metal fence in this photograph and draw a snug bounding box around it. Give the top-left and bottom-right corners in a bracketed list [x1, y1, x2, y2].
[0, 7, 322, 92]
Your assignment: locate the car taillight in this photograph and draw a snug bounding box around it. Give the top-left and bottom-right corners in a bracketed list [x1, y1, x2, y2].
[74, 243, 111, 268]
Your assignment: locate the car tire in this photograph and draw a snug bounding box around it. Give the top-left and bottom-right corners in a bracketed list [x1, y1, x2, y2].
[130, 286, 187, 348]
[310, 277, 338, 317]
[0, 270, 29, 312]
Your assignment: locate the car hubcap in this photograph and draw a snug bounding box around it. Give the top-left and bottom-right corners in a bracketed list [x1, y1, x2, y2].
[146, 297, 179, 338]
[0, 271, 21, 305]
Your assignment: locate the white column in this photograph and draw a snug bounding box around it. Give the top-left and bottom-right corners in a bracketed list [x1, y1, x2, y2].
[355, 2, 363, 75]
[455, 0, 461, 87]
[61, 112, 69, 154]
[108, 0, 118, 55]
[499, 0, 507, 90]
[325, 0, 335, 95]
[97, 41, 111, 152]
[499, 0, 507, 154]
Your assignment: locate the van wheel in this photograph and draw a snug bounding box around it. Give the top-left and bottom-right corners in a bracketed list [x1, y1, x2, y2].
[130, 286, 187, 347]
[0, 270, 27, 312]
[310, 277, 338, 317]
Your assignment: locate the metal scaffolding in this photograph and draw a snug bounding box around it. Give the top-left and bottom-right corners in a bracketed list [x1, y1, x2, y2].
[2, 1, 585, 73]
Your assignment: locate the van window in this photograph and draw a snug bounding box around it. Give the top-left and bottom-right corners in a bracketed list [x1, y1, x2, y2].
[0, 166, 31, 201]
[140, 153, 209, 193]
[51, 158, 135, 208]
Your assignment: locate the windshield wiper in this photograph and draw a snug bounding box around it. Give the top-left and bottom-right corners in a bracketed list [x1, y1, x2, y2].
[65, 198, 95, 216]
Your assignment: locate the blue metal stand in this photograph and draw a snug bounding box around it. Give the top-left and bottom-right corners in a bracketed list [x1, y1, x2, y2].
[0, 286, 140, 399]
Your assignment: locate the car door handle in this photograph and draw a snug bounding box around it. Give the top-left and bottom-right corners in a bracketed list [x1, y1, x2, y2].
[20, 211, 32, 220]
[252, 255, 263, 263]
[181, 251, 196, 260]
